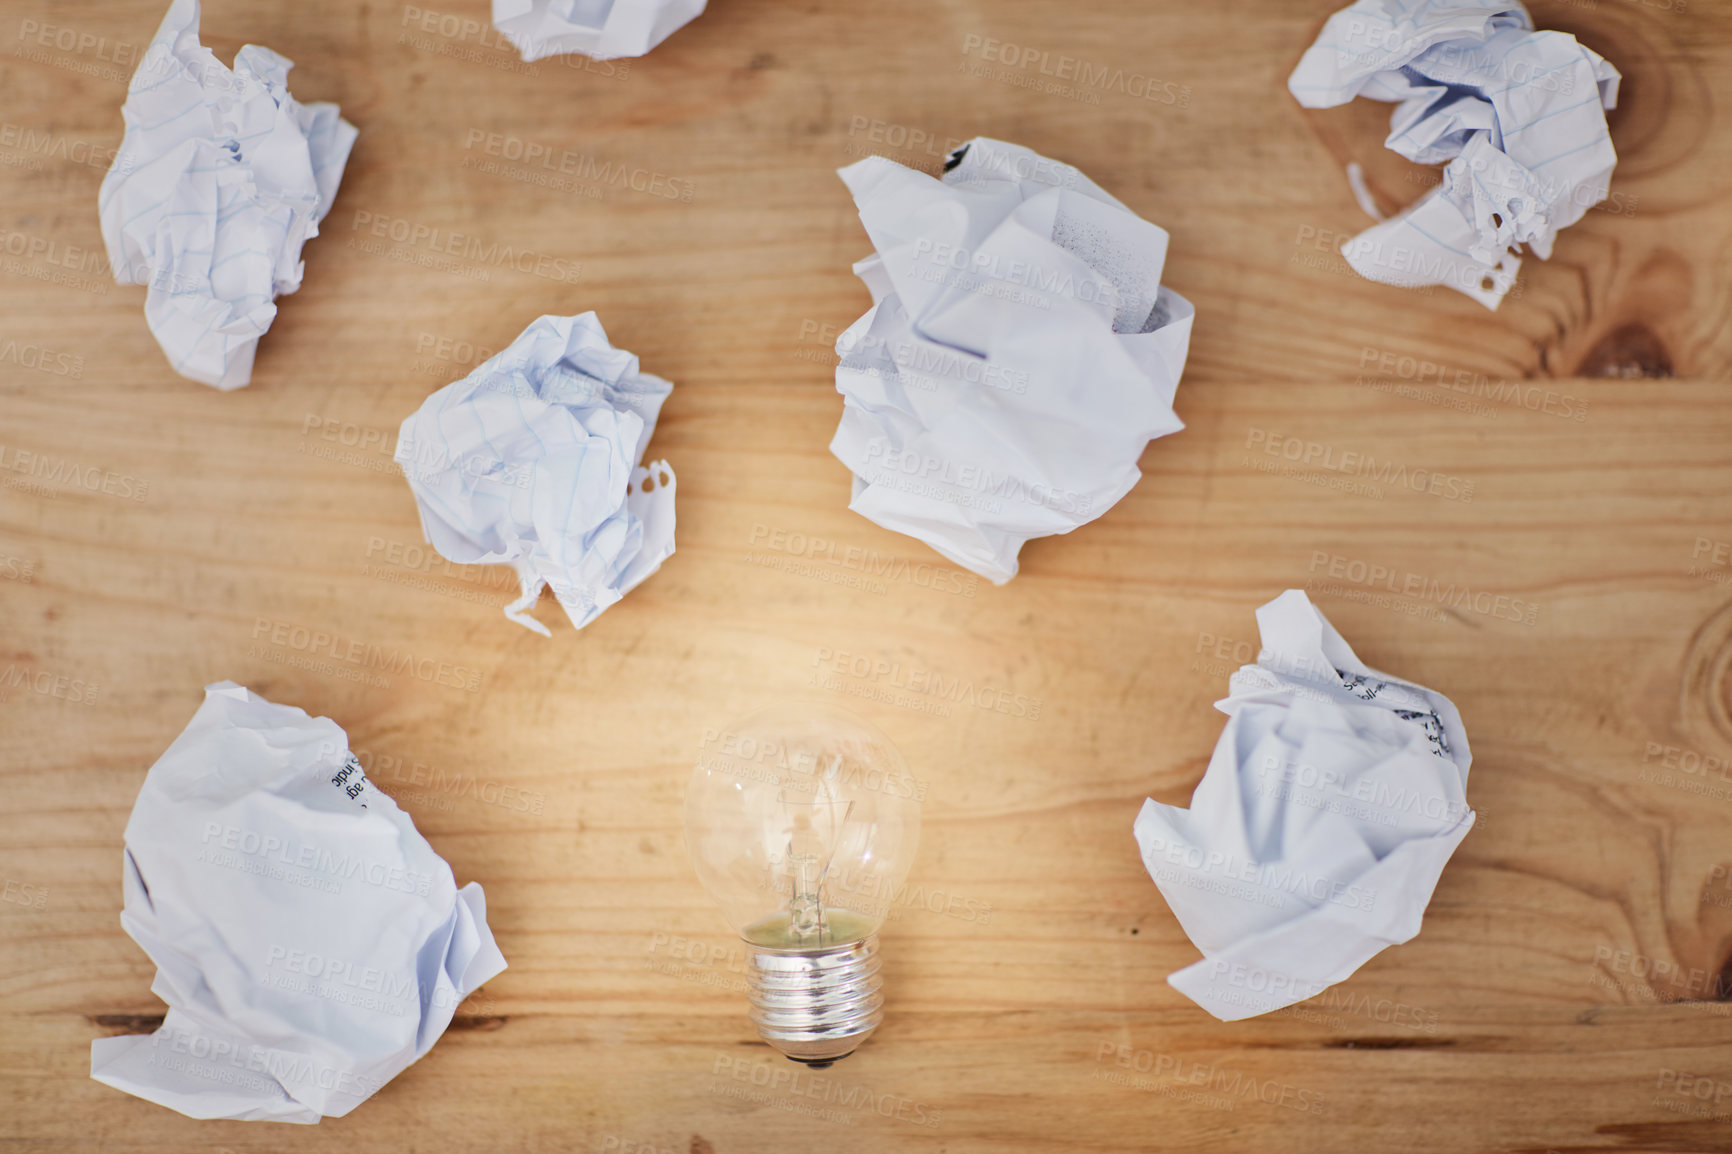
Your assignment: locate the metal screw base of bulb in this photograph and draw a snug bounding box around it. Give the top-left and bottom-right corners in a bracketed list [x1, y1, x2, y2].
[744, 934, 884, 1066]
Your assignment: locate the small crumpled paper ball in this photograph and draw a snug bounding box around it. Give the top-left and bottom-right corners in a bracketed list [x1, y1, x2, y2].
[1134, 590, 1474, 1020]
[830, 137, 1193, 585]
[90, 682, 506, 1122]
[1287, 0, 1619, 309]
[492, 0, 707, 61]
[395, 312, 676, 636]
[97, 0, 357, 388]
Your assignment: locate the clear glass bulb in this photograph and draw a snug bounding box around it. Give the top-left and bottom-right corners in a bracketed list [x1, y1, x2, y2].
[685, 704, 921, 1066]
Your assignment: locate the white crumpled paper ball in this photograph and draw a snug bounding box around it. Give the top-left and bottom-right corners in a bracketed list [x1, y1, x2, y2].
[98, 0, 357, 389]
[90, 682, 506, 1122]
[492, 0, 706, 62]
[830, 137, 1193, 584]
[395, 312, 676, 636]
[1287, 0, 1619, 309]
[1135, 590, 1474, 1020]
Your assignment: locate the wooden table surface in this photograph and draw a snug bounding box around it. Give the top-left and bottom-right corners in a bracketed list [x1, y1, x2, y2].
[4, 0, 1732, 1150]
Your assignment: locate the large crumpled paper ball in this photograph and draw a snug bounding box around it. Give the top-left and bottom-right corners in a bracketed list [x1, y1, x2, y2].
[97, 0, 357, 388]
[830, 136, 1193, 585]
[395, 312, 676, 636]
[493, 0, 706, 61]
[90, 682, 506, 1122]
[1288, 0, 1619, 309]
[1134, 590, 1474, 1020]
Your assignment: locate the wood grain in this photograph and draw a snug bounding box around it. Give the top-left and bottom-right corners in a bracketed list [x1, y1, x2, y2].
[3, 0, 1731, 1150]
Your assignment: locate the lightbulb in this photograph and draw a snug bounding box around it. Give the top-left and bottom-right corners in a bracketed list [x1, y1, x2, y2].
[685, 704, 921, 1066]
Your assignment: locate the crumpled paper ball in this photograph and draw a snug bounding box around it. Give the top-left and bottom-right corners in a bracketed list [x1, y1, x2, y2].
[492, 0, 706, 61]
[1134, 590, 1474, 1020]
[90, 682, 506, 1122]
[395, 312, 676, 636]
[830, 136, 1193, 585]
[1288, 0, 1619, 309]
[98, 0, 357, 388]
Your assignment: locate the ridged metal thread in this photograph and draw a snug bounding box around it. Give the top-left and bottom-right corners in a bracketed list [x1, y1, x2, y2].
[744, 934, 883, 1065]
